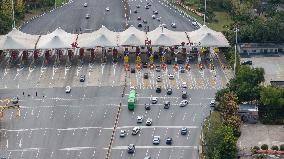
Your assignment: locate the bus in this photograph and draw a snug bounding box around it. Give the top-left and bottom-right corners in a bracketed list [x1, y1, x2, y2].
[128, 89, 136, 110]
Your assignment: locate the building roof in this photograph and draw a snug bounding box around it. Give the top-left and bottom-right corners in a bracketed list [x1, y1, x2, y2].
[239, 43, 284, 49]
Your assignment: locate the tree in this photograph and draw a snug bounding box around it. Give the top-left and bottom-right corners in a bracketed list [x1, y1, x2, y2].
[1, 0, 13, 17]
[0, 11, 13, 34]
[15, 0, 25, 19]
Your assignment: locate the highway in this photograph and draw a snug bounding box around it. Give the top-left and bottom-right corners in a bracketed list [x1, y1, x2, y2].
[20, 0, 197, 34]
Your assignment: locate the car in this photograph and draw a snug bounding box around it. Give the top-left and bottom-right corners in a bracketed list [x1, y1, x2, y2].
[171, 23, 176, 28]
[155, 66, 161, 72]
[83, 3, 88, 7]
[152, 136, 160, 144]
[180, 67, 185, 73]
[152, 15, 156, 19]
[105, 7, 110, 11]
[182, 91, 187, 99]
[151, 97, 158, 104]
[168, 74, 174, 80]
[164, 101, 170, 109]
[137, 116, 143, 123]
[138, 23, 142, 28]
[161, 23, 167, 28]
[153, 10, 158, 14]
[134, 10, 138, 13]
[144, 73, 149, 79]
[177, 59, 184, 64]
[137, 17, 142, 20]
[143, 19, 147, 24]
[192, 21, 198, 26]
[65, 86, 71, 93]
[166, 88, 172, 95]
[85, 14, 90, 19]
[210, 100, 216, 107]
[127, 144, 135, 153]
[131, 68, 135, 73]
[120, 130, 126, 137]
[136, 5, 140, 8]
[144, 156, 151, 159]
[146, 118, 152, 126]
[145, 5, 149, 9]
[12, 97, 19, 104]
[142, 62, 148, 68]
[241, 60, 252, 65]
[179, 100, 189, 107]
[80, 75, 86, 82]
[181, 82, 187, 88]
[157, 17, 161, 21]
[156, 76, 162, 82]
[132, 127, 141, 135]
[156, 86, 161, 93]
[166, 137, 172, 145]
[147, 2, 152, 6]
[145, 104, 151, 110]
[180, 127, 188, 135]
[166, 59, 171, 64]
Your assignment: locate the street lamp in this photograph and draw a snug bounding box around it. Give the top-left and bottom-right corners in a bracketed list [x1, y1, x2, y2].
[11, 0, 16, 28]
[203, 0, 206, 25]
[234, 26, 239, 76]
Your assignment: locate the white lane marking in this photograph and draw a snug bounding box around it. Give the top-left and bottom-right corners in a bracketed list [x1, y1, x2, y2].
[19, 138, 22, 148]
[105, 146, 198, 149]
[6, 139, 8, 148]
[7, 147, 44, 152]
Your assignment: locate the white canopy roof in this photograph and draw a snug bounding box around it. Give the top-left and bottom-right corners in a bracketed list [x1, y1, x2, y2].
[119, 26, 146, 46]
[187, 25, 230, 47]
[147, 27, 187, 46]
[0, 28, 39, 50]
[36, 28, 76, 49]
[77, 25, 118, 47]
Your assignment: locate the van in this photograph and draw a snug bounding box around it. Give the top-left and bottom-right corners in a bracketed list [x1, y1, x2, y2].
[132, 127, 141, 135]
[182, 91, 187, 99]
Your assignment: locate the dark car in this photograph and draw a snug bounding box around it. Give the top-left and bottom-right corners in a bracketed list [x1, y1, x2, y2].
[134, 10, 138, 13]
[166, 88, 172, 95]
[164, 101, 170, 109]
[138, 23, 142, 28]
[166, 60, 171, 64]
[144, 73, 149, 79]
[241, 60, 252, 65]
[180, 127, 188, 135]
[143, 62, 148, 68]
[80, 75, 86, 82]
[143, 19, 147, 24]
[145, 5, 149, 9]
[166, 137, 172, 145]
[136, 5, 140, 8]
[137, 17, 142, 20]
[180, 67, 185, 73]
[177, 59, 184, 64]
[145, 104, 151, 110]
[182, 91, 187, 99]
[156, 86, 161, 93]
[155, 66, 161, 72]
[127, 144, 135, 153]
[131, 68, 136, 73]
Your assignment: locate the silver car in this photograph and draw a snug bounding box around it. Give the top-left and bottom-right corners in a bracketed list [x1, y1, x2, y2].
[152, 136, 160, 144]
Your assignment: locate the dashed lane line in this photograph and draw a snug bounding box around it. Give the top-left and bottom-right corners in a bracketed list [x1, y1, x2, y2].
[105, 146, 198, 150]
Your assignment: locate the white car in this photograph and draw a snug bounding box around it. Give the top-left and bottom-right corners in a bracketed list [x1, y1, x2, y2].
[120, 130, 126, 137]
[83, 3, 88, 7]
[152, 15, 156, 19]
[171, 23, 176, 28]
[146, 118, 152, 126]
[153, 136, 160, 144]
[137, 116, 143, 123]
[85, 14, 90, 19]
[105, 7, 110, 11]
[181, 82, 187, 88]
[192, 21, 197, 26]
[151, 97, 158, 104]
[161, 23, 167, 28]
[210, 100, 216, 107]
[156, 76, 162, 82]
[65, 86, 71, 93]
[168, 74, 174, 80]
[132, 127, 141, 135]
[179, 100, 189, 107]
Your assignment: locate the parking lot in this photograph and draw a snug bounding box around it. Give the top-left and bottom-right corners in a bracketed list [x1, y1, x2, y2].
[0, 53, 232, 159]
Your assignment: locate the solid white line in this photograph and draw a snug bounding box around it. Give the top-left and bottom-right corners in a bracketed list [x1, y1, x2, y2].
[105, 145, 198, 150]
[59, 147, 96, 151]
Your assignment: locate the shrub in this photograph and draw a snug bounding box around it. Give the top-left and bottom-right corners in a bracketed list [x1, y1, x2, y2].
[280, 144, 284, 151]
[253, 146, 260, 150]
[261, 144, 268, 150]
[271, 145, 279, 151]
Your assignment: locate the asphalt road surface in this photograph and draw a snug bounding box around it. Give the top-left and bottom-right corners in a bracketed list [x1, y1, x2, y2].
[20, 0, 197, 34]
[0, 53, 233, 159]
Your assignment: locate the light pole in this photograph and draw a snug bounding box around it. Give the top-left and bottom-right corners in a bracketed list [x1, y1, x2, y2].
[234, 26, 239, 76]
[203, 0, 206, 25]
[11, 0, 15, 28]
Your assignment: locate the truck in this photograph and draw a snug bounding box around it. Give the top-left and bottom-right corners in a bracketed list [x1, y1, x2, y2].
[128, 89, 136, 110]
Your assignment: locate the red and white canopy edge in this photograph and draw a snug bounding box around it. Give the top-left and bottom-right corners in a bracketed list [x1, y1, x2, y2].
[77, 25, 118, 48]
[36, 27, 77, 49]
[119, 25, 147, 46]
[0, 28, 40, 50]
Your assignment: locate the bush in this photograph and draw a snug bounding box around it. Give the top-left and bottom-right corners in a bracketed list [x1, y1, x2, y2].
[261, 144, 268, 150]
[253, 146, 260, 150]
[280, 144, 284, 151]
[271, 145, 279, 151]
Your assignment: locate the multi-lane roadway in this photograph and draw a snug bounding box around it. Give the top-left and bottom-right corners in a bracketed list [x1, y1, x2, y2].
[21, 0, 197, 34]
